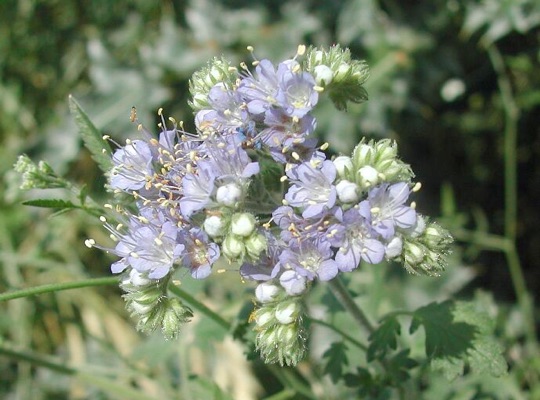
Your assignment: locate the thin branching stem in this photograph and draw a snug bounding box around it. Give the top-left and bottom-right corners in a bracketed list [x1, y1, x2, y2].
[486, 44, 537, 347]
[328, 276, 375, 334]
[0, 277, 118, 302]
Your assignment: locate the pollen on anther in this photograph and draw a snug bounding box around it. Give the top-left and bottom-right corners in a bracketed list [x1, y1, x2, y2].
[99, 216, 107, 222]
[410, 201, 417, 210]
[85, 239, 95, 248]
[412, 182, 422, 192]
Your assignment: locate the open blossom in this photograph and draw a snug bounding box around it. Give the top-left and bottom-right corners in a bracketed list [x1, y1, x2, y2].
[108, 215, 184, 280]
[110, 140, 154, 191]
[363, 182, 417, 239]
[279, 239, 338, 281]
[285, 160, 337, 218]
[179, 227, 220, 279]
[328, 203, 386, 271]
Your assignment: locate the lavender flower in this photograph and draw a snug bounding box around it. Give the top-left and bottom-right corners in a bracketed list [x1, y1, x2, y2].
[179, 227, 220, 279]
[363, 182, 417, 239]
[279, 239, 338, 281]
[328, 204, 385, 271]
[110, 140, 154, 191]
[284, 160, 337, 218]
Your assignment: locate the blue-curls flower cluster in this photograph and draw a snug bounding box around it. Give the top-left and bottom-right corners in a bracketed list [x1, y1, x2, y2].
[88, 45, 452, 365]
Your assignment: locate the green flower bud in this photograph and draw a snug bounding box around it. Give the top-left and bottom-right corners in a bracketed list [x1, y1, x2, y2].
[222, 234, 245, 259]
[245, 232, 267, 259]
[161, 298, 193, 340]
[188, 57, 237, 111]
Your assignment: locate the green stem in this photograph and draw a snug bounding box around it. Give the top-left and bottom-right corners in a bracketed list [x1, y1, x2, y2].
[307, 317, 367, 351]
[486, 44, 537, 347]
[328, 277, 375, 334]
[0, 277, 118, 302]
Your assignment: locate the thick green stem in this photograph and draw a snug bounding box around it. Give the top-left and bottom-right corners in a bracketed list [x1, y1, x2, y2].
[328, 276, 374, 334]
[0, 277, 118, 302]
[487, 44, 537, 347]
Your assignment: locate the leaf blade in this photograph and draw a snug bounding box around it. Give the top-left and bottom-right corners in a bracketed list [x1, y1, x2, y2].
[69, 95, 112, 173]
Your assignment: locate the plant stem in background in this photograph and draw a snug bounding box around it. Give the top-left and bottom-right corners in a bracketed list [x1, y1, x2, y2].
[0, 277, 118, 302]
[328, 276, 375, 334]
[487, 44, 537, 348]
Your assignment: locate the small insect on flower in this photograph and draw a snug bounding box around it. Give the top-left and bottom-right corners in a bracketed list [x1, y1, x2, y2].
[130, 106, 137, 123]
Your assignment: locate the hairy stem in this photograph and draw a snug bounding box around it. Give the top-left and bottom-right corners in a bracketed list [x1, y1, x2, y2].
[0, 277, 118, 302]
[328, 276, 375, 334]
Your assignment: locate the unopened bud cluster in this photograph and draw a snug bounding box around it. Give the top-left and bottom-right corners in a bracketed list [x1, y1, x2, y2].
[251, 283, 307, 366]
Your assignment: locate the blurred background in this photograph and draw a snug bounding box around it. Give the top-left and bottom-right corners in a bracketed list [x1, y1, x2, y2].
[1, 0, 539, 399]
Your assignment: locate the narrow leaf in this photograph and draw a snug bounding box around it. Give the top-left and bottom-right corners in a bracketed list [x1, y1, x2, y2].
[22, 199, 79, 209]
[69, 95, 112, 173]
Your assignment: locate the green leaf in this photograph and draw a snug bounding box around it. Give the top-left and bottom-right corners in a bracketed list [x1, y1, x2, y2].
[386, 349, 418, 384]
[410, 300, 507, 380]
[69, 95, 112, 173]
[367, 315, 400, 361]
[22, 199, 79, 209]
[322, 341, 349, 384]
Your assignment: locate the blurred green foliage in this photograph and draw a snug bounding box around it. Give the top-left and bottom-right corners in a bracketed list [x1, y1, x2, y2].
[1, 0, 539, 399]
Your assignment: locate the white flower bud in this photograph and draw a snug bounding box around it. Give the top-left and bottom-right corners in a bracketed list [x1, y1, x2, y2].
[314, 65, 333, 86]
[335, 62, 351, 81]
[275, 303, 298, 325]
[255, 311, 274, 327]
[385, 236, 403, 259]
[204, 215, 224, 237]
[354, 143, 373, 164]
[256, 282, 280, 303]
[216, 183, 242, 206]
[231, 213, 256, 237]
[129, 269, 151, 287]
[358, 165, 379, 188]
[336, 180, 359, 203]
[333, 155, 353, 178]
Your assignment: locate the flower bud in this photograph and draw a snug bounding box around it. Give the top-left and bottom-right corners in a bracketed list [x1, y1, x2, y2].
[216, 183, 242, 206]
[333, 155, 353, 178]
[336, 180, 360, 203]
[231, 213, 256, 237]
[255, 282, 280, 303]
[314, 65, 333, 86]
[222, 235, 245, 259]
[246, 232, 267, 259]
[385, 236, 403, 259]
[275, 302, 298, 325]
[204, 215, 224, 238]
[358, 165, 379, 188]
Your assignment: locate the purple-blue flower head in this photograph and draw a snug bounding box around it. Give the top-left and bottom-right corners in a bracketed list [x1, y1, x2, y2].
[180, 161, 217, 217]
[285, 160, 337, 218]
[110, 140, 154, 191]
[328, 206, 385, 271]
[276, 64, 318, 118]
[105, 215, 183, 280]
[279, 239, 338, 281]
[195, 84, 251, 134]
[179, 227, 220, 279]
[364, 182, 417, 239]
